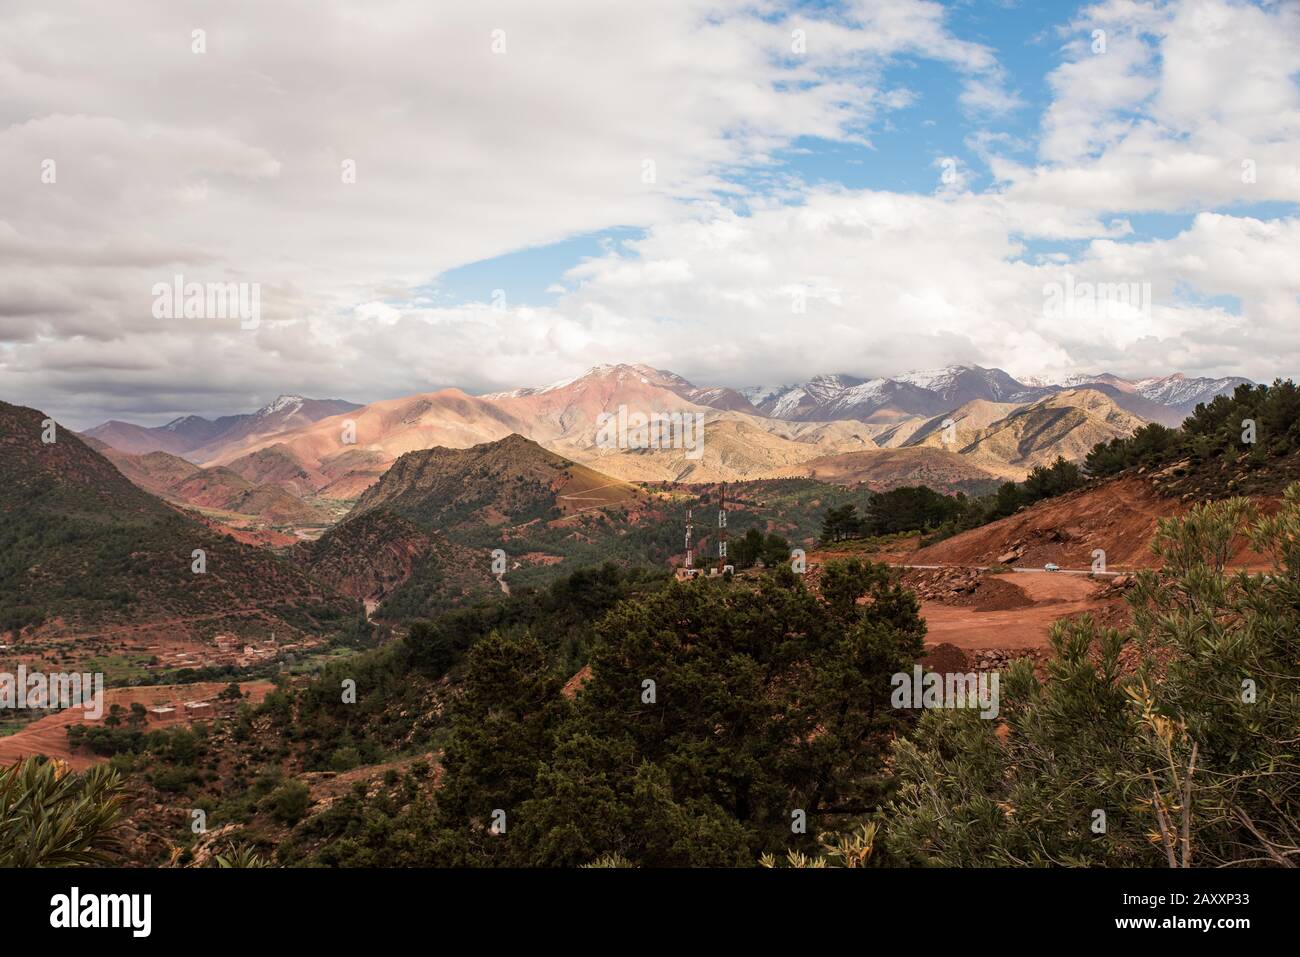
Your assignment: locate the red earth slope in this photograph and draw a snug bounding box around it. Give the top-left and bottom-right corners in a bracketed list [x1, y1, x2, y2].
[909, 475, 1271, 571]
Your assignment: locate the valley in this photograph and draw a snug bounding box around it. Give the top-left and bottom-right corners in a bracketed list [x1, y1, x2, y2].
[7, 0, 1298, 903]
[1, 364, 1258, 685]
[3, 368, 1295, 874]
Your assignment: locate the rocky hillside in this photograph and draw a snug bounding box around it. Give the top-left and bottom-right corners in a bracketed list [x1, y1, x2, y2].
[350, 433, 645, 531]
[297, 508, 494, 607]
[775, 446, 1001, 493]
[302, 434, 656, 612]
[908, 474, 1268, 571]
[952, 389, 1146, 473]
[91, 442, 334, 526]
[0, 401, 357, 637]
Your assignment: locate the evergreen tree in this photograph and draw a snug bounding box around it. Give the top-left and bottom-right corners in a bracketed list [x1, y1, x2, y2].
[431, 631, 572, 865]
[885, 488, 1300, 867]
[432, 562, 925, 866]
[820, 503, 862, 542]
[863, 486, 963, 535]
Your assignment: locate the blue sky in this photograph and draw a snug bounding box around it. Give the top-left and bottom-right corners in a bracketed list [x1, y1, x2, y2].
[416, 0, 1296, 328]
[424, 0, 1080, 310]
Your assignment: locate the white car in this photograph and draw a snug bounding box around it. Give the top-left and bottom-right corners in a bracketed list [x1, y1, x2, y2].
[1044, 563, 1060, 572]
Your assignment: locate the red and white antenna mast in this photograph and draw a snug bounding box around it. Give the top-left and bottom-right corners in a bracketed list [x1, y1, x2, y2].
[717, 482, 728, 569]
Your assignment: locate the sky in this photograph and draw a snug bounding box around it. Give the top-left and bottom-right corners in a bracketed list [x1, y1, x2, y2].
[1, 0, 1298, 427]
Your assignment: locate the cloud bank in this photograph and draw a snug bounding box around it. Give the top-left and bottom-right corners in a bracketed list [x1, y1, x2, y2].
[1, 0, 1296, 426]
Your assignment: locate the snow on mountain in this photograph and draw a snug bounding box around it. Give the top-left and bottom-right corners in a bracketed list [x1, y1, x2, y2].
[1059, 373, 1097, 388]
[1053, 372, 1250, 409]
[494, 363, 690, 400]
[484, 372, 582, 399]
[1016, 375, 1057, 388]
[258, 395, 306, 417]
[1133, 374, 1250, 407]
[896, 365, 1042, 404]
[895, 366, 966, 391]
[162, 414, 210, 433]
[742, 373, 948, 421]
[737, 364, 1253, 424]
[825, 378, 889, 414]
[769, 387, 810, 419]
[740, 384, 790, 407]
[803, 374, 863, 403]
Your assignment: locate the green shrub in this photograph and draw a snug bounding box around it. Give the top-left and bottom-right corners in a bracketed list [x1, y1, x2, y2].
[264, 780, 312, 825]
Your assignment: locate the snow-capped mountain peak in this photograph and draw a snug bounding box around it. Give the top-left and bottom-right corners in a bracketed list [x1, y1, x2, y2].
[487, 360, 1252, 429]
[1134, 374, 1247, 406]
[895, 365, 969, 391]
[162, 414, 208, 432]
[258, 395, 306, 417]
[766, 387, 807, 419]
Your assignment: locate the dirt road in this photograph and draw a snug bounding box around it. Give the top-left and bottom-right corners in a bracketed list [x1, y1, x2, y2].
[919, 572, 1102, 650]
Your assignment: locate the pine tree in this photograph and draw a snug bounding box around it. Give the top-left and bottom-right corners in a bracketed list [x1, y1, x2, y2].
[431, 630, 572, 865]
[885, 487, 1300, 867]
[431, 561, 925, 866]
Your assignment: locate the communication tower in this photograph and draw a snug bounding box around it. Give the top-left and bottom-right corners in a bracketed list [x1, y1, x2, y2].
[717, 483, 728, 569]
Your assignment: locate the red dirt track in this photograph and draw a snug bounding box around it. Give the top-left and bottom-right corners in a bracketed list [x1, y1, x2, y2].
[918, 572, 1105, 650]
[813, 475, 1274, 654]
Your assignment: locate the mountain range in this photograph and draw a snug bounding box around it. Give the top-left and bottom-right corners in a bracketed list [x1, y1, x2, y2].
[740, 367, 1248, 426]
[84, 395, 361, 457]
[0, 356, 1259, 640]
[2, 393, 653, 639]
[72, 364, 1251, 526]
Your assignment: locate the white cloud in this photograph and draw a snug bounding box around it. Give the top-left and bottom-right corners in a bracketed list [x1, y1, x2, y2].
[0, 0, 1018, 424]
[996, 0, 1300, 211]
[537, 191, 1299, 387]
[0, 0, 1296, 427]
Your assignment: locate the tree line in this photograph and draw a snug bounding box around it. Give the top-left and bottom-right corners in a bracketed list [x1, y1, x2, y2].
[819, 456, 1085, 545]
[1085, 380, 1300, 477]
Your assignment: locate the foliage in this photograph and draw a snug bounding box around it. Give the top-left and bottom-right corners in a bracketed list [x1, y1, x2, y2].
[819, 458, 1085, 548]
[728, 527, 792, 569]
[404, 563, 664, 678]
[760, 822, 879, 868]
[820, 503, 863, 542]
[264, 780, 312, 825]
[213, 843, 273, 868]
[1086, 380, 1300, 478]
[0, 403, 360, 639]
[863, 486, 968, 536]
[984, 457, 1086, 522]
[0, 758, 126, 866]
[885, 489, 1300, 867]
[430, 560, 925, 866]
[1086, 422, 1179, 476]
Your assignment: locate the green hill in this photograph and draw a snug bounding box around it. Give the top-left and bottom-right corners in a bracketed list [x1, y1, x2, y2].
[0, 401, 357, 637]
